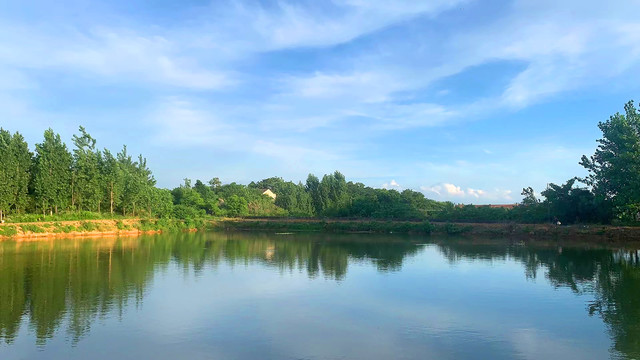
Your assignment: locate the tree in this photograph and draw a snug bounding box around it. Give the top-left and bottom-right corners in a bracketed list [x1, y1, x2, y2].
[0, 129, 12, 221]
[72, 127, 101, 211]
[580, 101, 640, 220]
[541, 178, 605, 224]
[225, 195, 248, 217]
[305, 174, 323, 215]
[10, 133, 32, 213]
[32, 129, 73, 215]
[521, 187, 538, 206]
[99, 149, 122, 215]
[208, 177, 221, 190]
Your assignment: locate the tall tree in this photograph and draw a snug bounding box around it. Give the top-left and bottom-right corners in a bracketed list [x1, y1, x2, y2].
[99, 149, 122, 215]
[8, 132, 32, 213]
[305, 174, 322, 215]
[0, 129, 12, 221]
[580, 101, 640, 220]
[72, 127, 101, 211]
[117, 146, 155, 216]
[32, 129, 72, 215]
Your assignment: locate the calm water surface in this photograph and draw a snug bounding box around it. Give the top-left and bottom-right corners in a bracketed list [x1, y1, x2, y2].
[0, 232, 639, 359]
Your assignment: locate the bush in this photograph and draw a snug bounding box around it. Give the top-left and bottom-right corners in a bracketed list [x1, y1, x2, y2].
[116, 220, 133, 230]
[80, 221, 98, 232]
[441, 223, 472, 235]
[173, 205, 206, 220]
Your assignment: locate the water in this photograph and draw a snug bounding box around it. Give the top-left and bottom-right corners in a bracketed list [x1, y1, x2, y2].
[0, 232, 638, 360]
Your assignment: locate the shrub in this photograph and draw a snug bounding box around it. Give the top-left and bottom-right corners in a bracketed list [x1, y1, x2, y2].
[80, 221, 98, 232]
[0, 226, 18, 237]
[20, 224, 46, 233]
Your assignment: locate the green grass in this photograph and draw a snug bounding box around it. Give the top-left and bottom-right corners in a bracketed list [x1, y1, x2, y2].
[54, 224, 77, 233]
[0, 225, 18, 237]
[6, 211, 129, 223]
[20, 224, 46, 233]
[116, 220, 132, 230]
[213, 220, 435, 234]
[80, 221, 98, 232]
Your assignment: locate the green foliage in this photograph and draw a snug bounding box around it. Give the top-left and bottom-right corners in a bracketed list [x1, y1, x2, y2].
[33, 129, 73, 215]
[440, 223, 473, 235]
[541, 178, 609, 224]
[115, 220, 130, 230]
[173, 205, 206, 220]
[54, 224, 77, 233]
[0, 130, 33, 221]
[521, 187, 538, 206]
[2, 101, 639, 227]
[20, 224, 46, 233]
[216, 220, 434, 234]
[6, 211, 106, 223]
[72, 126, 102, 211]
[581, 101, 640, 221]
[80, 221, 98, 232]
[225, 195, 249, 217]
[0, 226, 18, 237]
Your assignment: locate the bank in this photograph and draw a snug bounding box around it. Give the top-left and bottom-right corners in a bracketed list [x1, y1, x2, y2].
[3, 217, 640, 244]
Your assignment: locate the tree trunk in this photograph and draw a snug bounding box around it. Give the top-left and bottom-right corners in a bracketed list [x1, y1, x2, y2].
[71, 178, 75, 208]
[110, 186, 114, 215]
[0, 209, 3, 223]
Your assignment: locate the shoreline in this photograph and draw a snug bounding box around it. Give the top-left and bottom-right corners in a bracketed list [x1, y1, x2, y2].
[211, 218, 640, 244]
[2, 218, 640, 245]
[0, 218, 184, 241]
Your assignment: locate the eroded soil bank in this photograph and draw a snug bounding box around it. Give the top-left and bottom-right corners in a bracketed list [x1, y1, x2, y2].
[0, 219, 161, 240]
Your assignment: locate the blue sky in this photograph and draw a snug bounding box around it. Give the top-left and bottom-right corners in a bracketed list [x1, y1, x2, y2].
[1, 0, 639, 204]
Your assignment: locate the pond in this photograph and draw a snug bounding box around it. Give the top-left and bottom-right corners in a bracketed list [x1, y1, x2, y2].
[0, 232, 638, 359]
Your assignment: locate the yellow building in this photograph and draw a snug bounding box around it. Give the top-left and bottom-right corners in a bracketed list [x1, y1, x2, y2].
[261, 189, 276, 200]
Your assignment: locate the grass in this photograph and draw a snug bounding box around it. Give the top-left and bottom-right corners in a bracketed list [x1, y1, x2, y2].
[20, 224, 46, 233]
[54, 224, 77, 233]
[6, 211, 129, 223]
[213, 219, 435, 234]
[0, 225, 18, 237]
[80, 221, 98, 232]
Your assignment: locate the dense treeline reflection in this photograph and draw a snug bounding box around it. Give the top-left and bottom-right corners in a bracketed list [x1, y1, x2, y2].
[0, 233, 420, 344]
[0, 234, 639, 359]
[436, 241, 640, 359]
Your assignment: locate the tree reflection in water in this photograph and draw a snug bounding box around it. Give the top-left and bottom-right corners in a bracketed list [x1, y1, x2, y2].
[0, 233, 638, 358]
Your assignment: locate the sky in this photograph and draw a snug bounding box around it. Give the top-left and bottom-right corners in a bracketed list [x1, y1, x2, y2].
[1, 0, 639, 204]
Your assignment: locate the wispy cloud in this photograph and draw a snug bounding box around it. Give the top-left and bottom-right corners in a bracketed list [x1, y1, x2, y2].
[421, 183, 513, 203]
[0, 0, 637, 194]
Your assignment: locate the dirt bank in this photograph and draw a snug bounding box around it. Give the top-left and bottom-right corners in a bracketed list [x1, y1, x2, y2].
[0, 219, 161, 241]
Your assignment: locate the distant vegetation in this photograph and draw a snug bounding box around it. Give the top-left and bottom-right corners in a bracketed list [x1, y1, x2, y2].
[1, 101, 639, 226]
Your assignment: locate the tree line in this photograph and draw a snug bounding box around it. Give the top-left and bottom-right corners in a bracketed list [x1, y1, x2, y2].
[0, 101, 639, 224]
[0, 127, 168, 222]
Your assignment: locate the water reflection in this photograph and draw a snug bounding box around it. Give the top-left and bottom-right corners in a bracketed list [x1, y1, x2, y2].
[0, 233, 638, 359]
[437, 240, 640, 359]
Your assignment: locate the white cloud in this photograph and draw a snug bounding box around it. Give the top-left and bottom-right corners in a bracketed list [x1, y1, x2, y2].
[0, 25, 232, 90]
[382, 179, 401, 189]
[422, 183, 513, 203]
